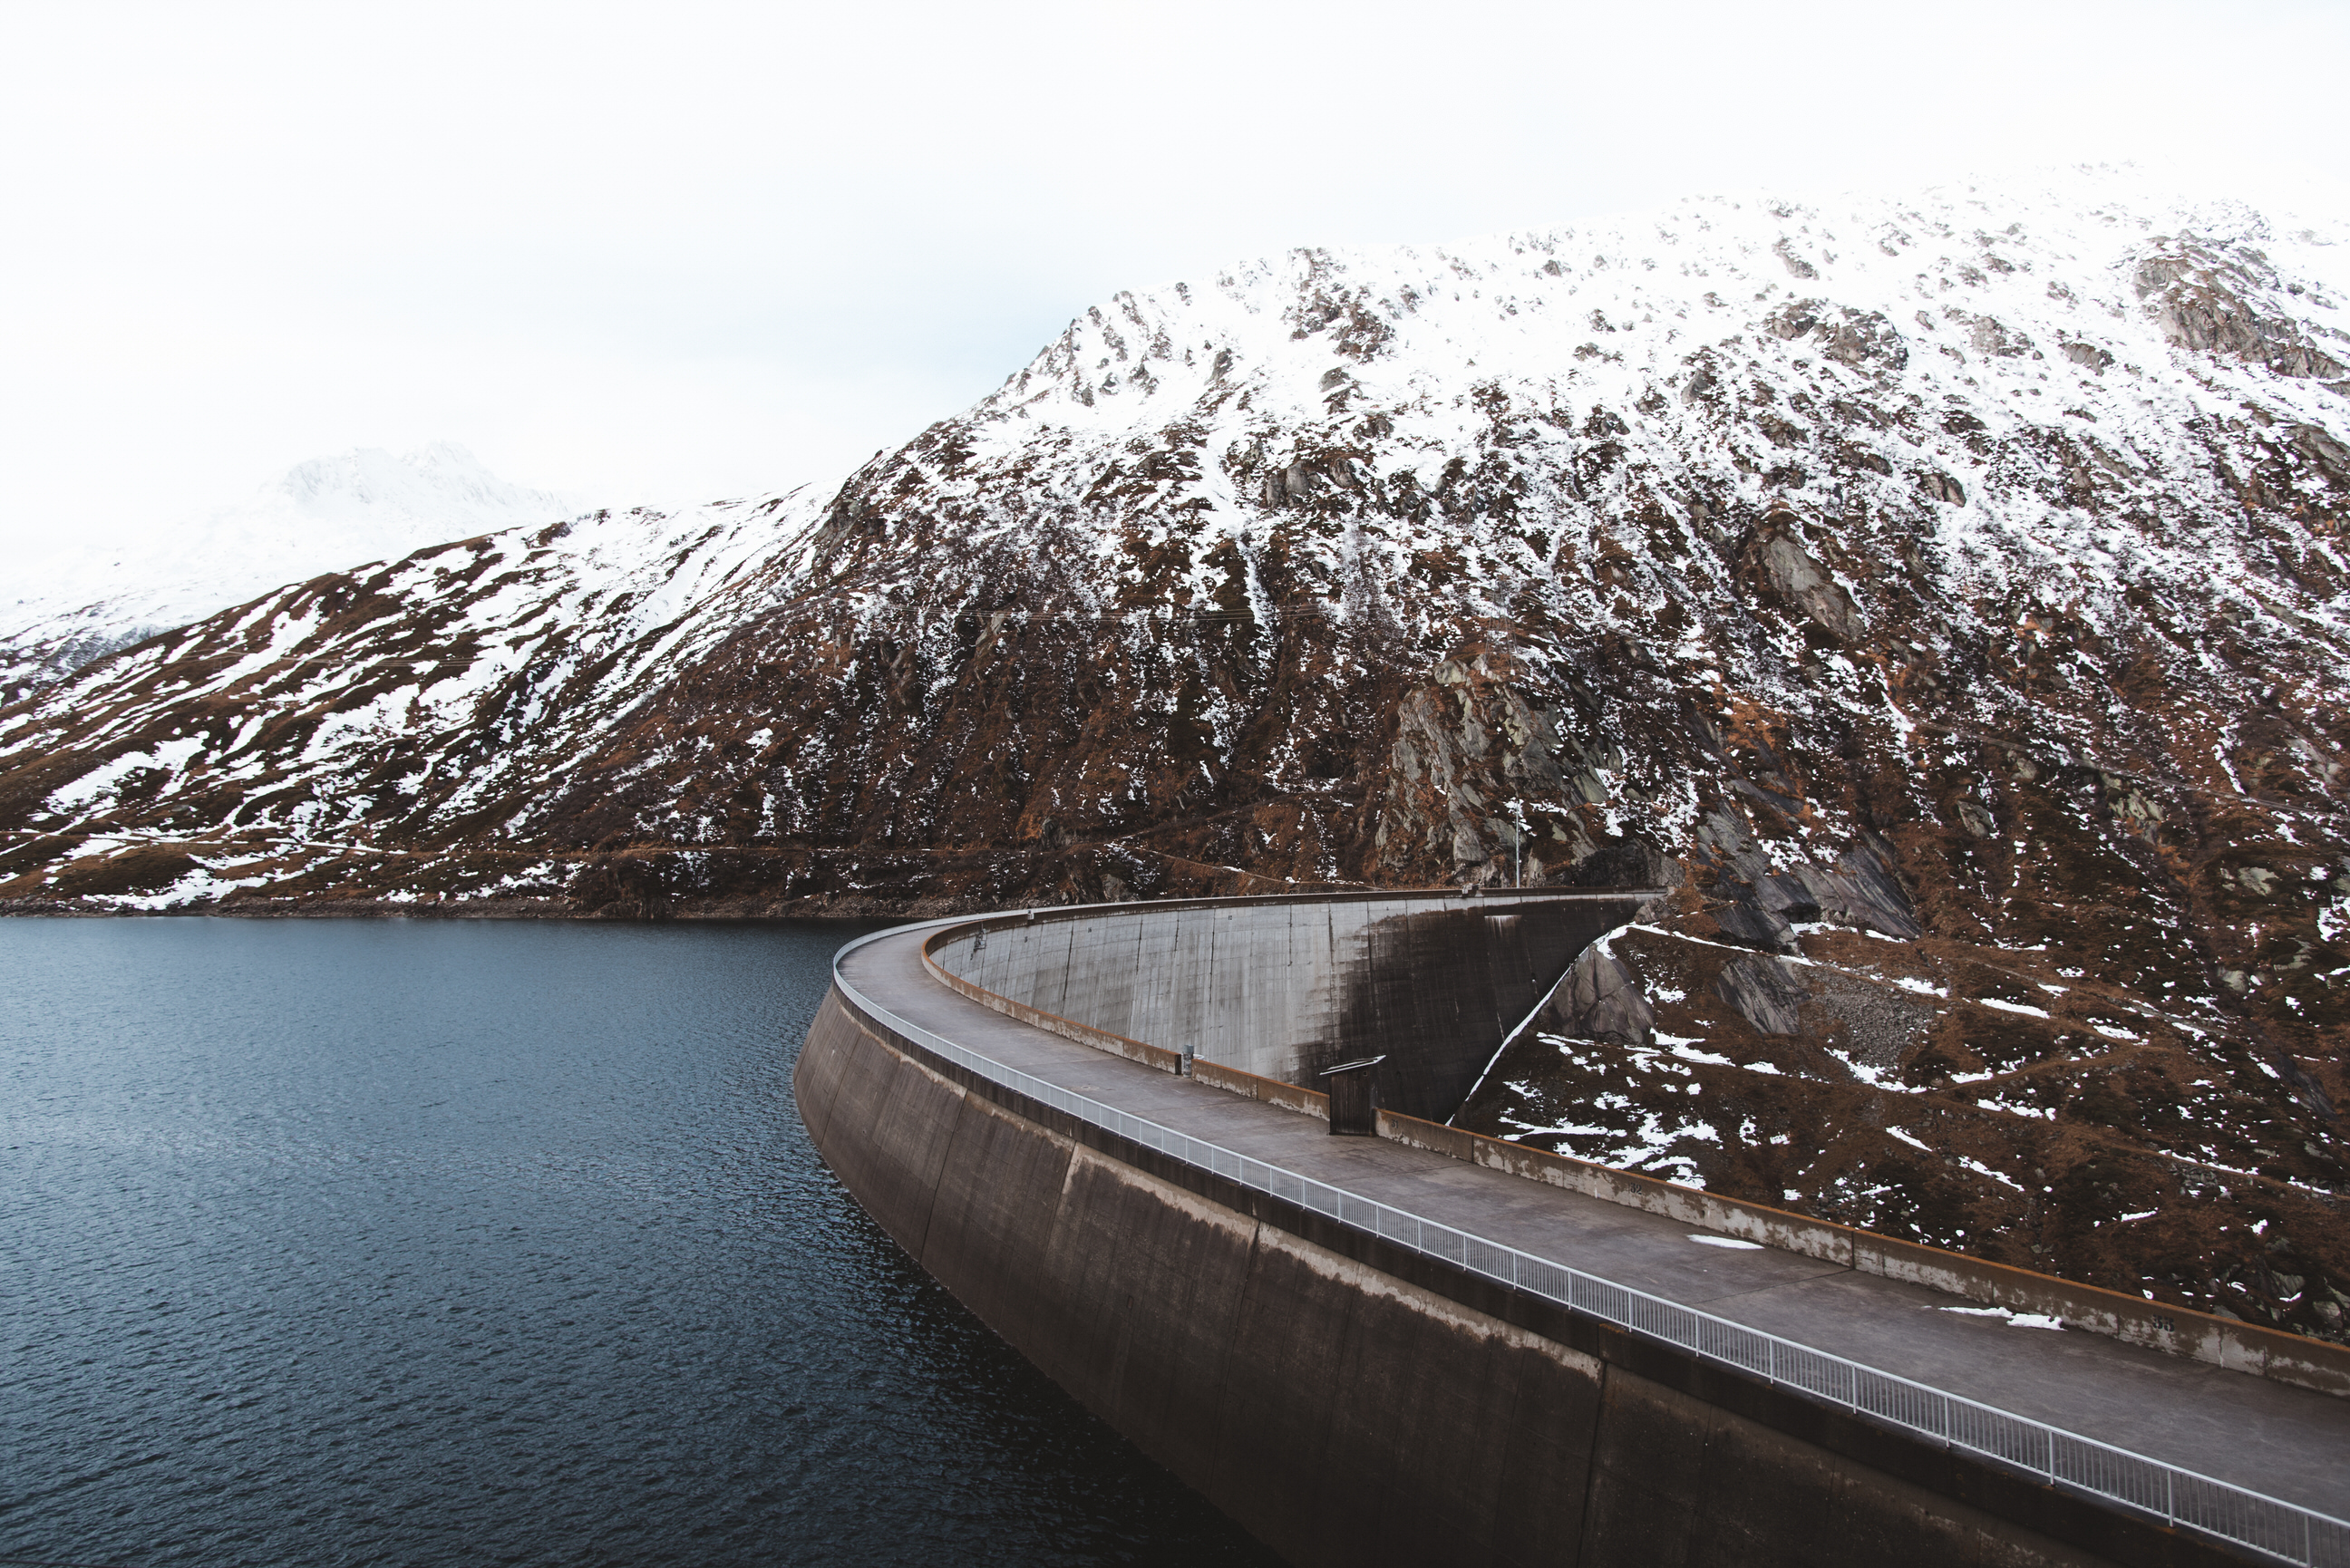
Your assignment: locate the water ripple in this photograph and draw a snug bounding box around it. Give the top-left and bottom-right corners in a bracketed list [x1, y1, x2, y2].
[0, 917, 1272, 1567]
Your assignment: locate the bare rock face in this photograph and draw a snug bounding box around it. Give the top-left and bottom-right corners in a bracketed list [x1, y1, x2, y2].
[2134, 238, 2350, 382]
[1700, 810, 1919, 951]
[1714, 953, 1809, 1036]
[1749, 523, 1866, 644]
[1765, 298, 1909, 373]
[4, 172, 2346, 1339]
[1552, 944, 1656, 1046]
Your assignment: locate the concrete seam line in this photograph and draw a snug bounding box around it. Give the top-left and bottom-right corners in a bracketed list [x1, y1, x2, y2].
[796, 994, 849, 1147]
[830, 920, 2350, 1567]
[1200, 1215, 1267, 1512]
[906, 1033, 981, 1274]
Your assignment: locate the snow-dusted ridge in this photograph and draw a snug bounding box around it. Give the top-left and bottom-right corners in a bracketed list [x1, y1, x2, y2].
[965, 168, 2349, 641]
[2, 443, 585, 703]
[0, 489, 823, 880]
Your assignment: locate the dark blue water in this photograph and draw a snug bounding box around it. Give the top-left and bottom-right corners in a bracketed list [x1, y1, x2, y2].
[0, 917, 1275, 1567]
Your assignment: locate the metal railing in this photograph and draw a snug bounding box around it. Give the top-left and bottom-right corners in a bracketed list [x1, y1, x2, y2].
[830, 924, 2350, 1568]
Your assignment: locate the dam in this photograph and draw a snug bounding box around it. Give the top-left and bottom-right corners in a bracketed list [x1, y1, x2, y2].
[793, 891, 2350, 1567]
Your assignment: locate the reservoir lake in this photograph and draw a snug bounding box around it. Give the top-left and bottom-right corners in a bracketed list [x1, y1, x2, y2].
[1, 916, 1275, 1566]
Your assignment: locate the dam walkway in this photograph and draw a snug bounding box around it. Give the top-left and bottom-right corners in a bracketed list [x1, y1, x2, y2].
[834, 918, 2350, 1563]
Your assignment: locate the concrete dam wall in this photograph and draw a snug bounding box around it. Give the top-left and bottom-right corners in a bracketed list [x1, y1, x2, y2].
[797, 900, 2350, 1568]
[926, 888, 1650, 1121]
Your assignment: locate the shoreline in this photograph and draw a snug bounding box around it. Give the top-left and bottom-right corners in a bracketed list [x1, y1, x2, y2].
[0, 894, 942, 923]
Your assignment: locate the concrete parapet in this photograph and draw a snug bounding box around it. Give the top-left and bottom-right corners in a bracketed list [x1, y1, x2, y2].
[925, 939, 1189, 1075]
[1190, 1058, 1330, 1120]
[926, 888, 1654, 1121]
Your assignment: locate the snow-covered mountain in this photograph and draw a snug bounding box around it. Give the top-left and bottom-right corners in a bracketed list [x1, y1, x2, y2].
[4, 168, 2347, 1340]
[1, 443, 579, 703]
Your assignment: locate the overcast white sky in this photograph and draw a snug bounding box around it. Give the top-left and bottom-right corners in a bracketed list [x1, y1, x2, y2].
[2, 0, 2343, 558]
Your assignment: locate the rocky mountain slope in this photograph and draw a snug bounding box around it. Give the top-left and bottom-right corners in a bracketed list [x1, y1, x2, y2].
[1, 443, 576, 704]
[4, 169, 2345, 1339]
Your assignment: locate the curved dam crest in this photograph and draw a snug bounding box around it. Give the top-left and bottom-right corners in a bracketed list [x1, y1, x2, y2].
[924, 889, 1649, 1120]
[795, 893, 2350, 1568]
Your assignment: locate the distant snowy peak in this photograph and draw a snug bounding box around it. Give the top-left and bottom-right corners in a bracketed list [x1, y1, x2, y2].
[2, 443, 587, 702]
[261, 442, 576, 533]
[87, 442, 580, 588]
